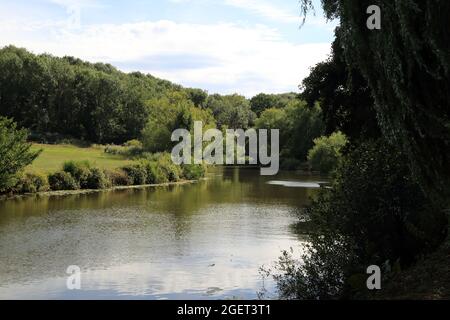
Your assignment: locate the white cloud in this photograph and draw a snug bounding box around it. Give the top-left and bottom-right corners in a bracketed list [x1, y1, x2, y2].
[48, 0, 100, 9]
[223, 0, 300, 24]
[0, 19, 331, 96]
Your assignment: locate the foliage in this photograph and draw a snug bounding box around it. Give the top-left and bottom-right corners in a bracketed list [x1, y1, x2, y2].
[63, 161, 91, 189]
[0, 117, 40, 192]
[301, 0, 450, 198]
[301, 30, 380, 142]
[121, 164, 148, 186]
[254, 108, 286, 130]
[308, 132, 348, 174]
[250, 92, 297, 117]
[155, 153, 183, 182]
[0, 46, 182, 144]
[48, 171, 79, 191]
[141, 91, 216, 153]
[104, 169, 132, 187]
[280, 158, 303, 171]
[104, 140, 143, 158]
[271, 140, 448, 299]
[14, 172, 50, 194]
[185, 88, 208, 108]
[255, 101, 324, 162]
[85, 168, 109, 189]
[205, 94, 254, 129]
[283, 101, 325, 161]
[140, 160, 167, 184]
[182, 163, 206, 181]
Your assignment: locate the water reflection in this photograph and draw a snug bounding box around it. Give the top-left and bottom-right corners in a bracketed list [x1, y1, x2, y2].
[0, 167, 321, 299]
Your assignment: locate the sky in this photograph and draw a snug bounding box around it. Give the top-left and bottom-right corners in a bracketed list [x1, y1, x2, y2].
[0, 0, 338, 97]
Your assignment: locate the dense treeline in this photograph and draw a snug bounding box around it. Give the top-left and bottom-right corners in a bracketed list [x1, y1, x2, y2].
[0, 45, 330, 170]
[0, 46, 306, 145]
[0, 45, 183, 144]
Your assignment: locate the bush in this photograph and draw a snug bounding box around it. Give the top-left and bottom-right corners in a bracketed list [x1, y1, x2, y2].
[307, 132, 348, 174]
[86, 168, 109, 189]
[124, 139, 143, 148]
[157, 153, 183, 182]
[271, 140, 448, 299]
[104, 140, 143, 158]
[121, 164, 147, 185]
[104, 169, 132, 187]
[182, 164, 206, 180]
[48, 171, 79, 191]
[139, 160, 167, 184]
[63, 161, 92, 189]
[15, 172, 50, 193]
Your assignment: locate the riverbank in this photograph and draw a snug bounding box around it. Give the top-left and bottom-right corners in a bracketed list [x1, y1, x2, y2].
[368, 216, 450, 300]
[373, 236, 450, 300]
[0, 179, 198, 202]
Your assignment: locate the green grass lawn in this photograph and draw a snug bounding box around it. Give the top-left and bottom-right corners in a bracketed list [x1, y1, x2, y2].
[28, 144, 132, 173]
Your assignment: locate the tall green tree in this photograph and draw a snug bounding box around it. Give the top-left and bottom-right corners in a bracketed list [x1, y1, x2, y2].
[301, 29, 380, 142]
[141, 91, 215, 153]
[0, 117, 40, 191]
[301, 0, 450, 197]
[250, 92, 297, 117]
[0, 46, 181, 144]
[205, 94, 254, 129]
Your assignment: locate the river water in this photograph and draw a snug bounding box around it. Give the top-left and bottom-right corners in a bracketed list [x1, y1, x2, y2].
[0, 167, 323, 300]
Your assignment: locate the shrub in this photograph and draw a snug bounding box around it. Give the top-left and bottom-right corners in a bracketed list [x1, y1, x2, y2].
[124, 139, 143, 148]
[63, 161, 92, 189]
[104, 169, 131, 187]
[104, 140, 143, 158]
[182, 164, 206, 180]
[86, 168, 109, 189]
[15, 172, 50, 193]
[157, 153, 183, 182]
[48, 171, 79, 191]
[104, 145, 123, 155]
[121, 164, 147, 185]
[140, 160, 167, 184]
[307, 131, 348, 174]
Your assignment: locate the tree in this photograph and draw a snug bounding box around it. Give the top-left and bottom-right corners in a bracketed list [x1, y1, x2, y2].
[255, 108, 286, 130]
[272, 139, 448, 299]
[250, 93, 278, 117]
[205, 94, 254, 129]
[301, 30, 380, 142]
[141, 91, 215, 153]
[250, 92, 298, 117]
[301, 0, 450, 198]
[283, 101, 325, 161]
[0, 46, 182, 144]
[255, 101, 324, 162]
[185, 88, 208, 108]
[308, 131, 348, 174]
[0, 117, 41, 191]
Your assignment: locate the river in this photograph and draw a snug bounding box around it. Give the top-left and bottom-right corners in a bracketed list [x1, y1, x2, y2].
[0, 167, 323, 300]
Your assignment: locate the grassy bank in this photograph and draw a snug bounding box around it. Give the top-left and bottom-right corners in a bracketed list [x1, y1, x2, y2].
[28, 144, 132, 173]
[3, 145, 206, 197]
[0, 180, 198, 201]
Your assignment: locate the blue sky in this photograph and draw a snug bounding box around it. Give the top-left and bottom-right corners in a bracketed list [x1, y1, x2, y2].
[0, 0, 337, 96]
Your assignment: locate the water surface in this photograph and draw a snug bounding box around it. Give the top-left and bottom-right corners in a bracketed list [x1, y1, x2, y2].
[0, 167, 321, 299]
